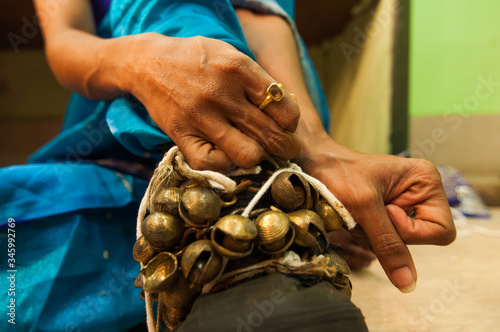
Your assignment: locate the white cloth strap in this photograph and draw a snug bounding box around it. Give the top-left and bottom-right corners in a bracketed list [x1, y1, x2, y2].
[136, 146, 357, 332]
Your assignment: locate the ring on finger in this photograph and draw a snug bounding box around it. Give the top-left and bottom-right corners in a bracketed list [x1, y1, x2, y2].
[258, 83, 285, 110]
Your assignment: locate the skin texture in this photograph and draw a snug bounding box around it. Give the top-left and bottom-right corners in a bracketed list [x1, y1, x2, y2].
[35, 0, 301, 172]
[34, 0, 456, 292]
[295, 136, 455, 290]
[236, 10, 455, 291]
[125, 34, 303, 171]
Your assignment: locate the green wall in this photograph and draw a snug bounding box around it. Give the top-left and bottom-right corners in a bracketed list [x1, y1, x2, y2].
[409, 0, 500, 117]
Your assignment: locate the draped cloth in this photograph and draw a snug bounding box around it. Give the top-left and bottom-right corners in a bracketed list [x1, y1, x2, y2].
[0, 1, 333, 331]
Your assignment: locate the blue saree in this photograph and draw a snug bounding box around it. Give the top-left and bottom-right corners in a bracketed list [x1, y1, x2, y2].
[0, 1, 329, 330]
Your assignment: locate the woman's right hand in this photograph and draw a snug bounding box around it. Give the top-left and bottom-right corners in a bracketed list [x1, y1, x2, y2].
[35, 0, 300, 171]
[124, 33, 301, 172]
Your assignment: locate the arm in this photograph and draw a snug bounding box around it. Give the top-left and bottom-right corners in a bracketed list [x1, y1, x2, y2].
[34, 0, 131, 100]
[34, 0, 302, 171]
[236, 9, 456, 292]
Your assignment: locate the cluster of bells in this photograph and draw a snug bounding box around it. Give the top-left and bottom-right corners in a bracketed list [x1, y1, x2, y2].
[133, 171, 346, 329]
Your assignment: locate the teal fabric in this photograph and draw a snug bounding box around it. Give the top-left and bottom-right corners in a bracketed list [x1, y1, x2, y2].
[0, 1, 331, 330]
[0, 205, 147, 332]
[0, 163, 147, 225]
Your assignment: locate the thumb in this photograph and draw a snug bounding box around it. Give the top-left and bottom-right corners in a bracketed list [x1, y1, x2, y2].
[176, 137, 237, 173]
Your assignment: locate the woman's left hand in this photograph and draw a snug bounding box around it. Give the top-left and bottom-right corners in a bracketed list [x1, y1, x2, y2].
[296, 134, 456, 292]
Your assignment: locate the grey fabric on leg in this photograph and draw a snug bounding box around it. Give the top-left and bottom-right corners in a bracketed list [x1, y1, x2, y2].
[174, 273, 368, 332]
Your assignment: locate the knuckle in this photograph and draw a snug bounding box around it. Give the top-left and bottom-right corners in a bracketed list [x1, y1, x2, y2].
[224, 160, 238, 173]
[412, 158, 439, 175]
[219, 52, 247, 74]
[187, 155, 209, 170]
[437, 224, 457, 245]
[167, 118, 186, 140]
[278, 102, 300, 132]
[263, 130, 291, 156]
[196, 81, 223, 105]
[198, 84, 214, 99]
[230, 104, 252, 123]
[372, 233, 407, 258]
[232, 145, 262, 169]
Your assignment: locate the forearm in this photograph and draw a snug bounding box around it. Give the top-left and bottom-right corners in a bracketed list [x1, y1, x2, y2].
[34, 0, 135, 100]
[44, 30, 134, 100]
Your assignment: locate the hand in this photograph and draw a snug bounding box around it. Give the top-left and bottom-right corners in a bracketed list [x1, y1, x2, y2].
[297, 134, 456, 292]
[328, 228, 376, 270]
[125, 33, 301, 172]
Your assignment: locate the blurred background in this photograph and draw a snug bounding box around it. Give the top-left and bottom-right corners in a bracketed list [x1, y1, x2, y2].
[0, 0, 499, 330]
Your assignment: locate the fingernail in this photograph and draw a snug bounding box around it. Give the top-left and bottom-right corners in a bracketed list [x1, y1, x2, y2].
[391, 266, 416, 293]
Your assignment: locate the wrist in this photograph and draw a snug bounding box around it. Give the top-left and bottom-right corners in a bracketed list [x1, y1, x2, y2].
[119, 33, 181, 103]
[106, 34, 156, 97]
[294, 129, 360, 174]
[46, 30, 138, 100]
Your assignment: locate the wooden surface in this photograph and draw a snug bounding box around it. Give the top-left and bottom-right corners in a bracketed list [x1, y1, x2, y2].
[350, 208, 500, 332]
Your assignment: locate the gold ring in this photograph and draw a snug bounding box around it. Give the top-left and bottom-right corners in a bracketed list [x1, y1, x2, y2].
[258, 83, 285, 110]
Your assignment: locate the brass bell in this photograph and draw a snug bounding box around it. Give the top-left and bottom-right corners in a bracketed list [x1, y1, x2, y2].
[179, 178, 201, 191]
[254, 211, 295, 255]
[287, 209, 329, 248]
[132, 236, 157, 263]
[181, 240, 223, 285]
[179, 187, 236, 228]
[141, 212, 184, 251]
[271, 172, 316, 211]
[140, 290, 158, 302]
[142, 252, 179, 293]
[334, 275, 352, 298]
[161, 306, 190, 330]
[151, 187, 183, 215]
[307, 181, 320, 210]
[134, 272, 145, 288]
[159, 274, 201, 309]
[329, 251, 351, 276]
[315, 201, 343, 232]
[211, 215, 258, 259]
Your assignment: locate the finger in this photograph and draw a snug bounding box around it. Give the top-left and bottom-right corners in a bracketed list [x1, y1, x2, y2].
[346, 251, 377, 271]
[176, 136, 235, 173]
[346, 224, 372, 250]
[175, 118, 265, 172]
[229, 105, 301, 160]
[258, 91, 300, 132]
[328, 229, 376, 271]
[200, 119, 268, 170]
[245, 80, 300, 132]
[386, 203, 456, 245]
[355, 201, 417, 293]
[385, 159, 456, 245]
